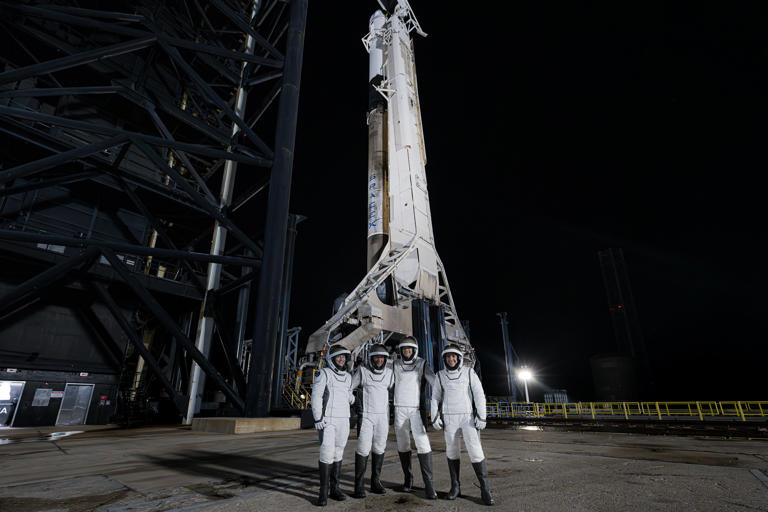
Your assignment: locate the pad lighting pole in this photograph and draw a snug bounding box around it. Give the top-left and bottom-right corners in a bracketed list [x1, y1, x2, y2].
[519, 367, 532, 403]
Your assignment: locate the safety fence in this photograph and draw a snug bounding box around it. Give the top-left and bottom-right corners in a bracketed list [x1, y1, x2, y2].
[282, 382, 312, 410]
[487, 401, 768, 422]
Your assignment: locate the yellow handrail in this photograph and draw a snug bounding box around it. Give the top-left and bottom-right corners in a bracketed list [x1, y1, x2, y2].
[486, 401, 768, 422]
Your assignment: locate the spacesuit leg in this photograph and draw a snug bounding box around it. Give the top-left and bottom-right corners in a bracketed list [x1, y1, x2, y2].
[353, 415, 372, 498]
[459, 415, 485, 463]
[405, 409, 435, 498]
[319, 421, 337, 464]
[329, 417, 349, 501]
[370, 413, 387, 494]
[443, 417, 462, 460]
[356, 415, 374, 457]
[317, 420, 338, 506]
[394, 407, 412, 452]
[371, 413, 388, 455]
[409, 408, 431, 454]
[333, 416, 350, 463]
[395, 407, 414, 492]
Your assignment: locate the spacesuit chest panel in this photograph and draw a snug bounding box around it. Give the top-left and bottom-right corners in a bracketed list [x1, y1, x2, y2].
[361, 366, 392, 414]
[393, 359, 424, 407]
[324, 368, 351, 418]
[439, 368, 473, 415]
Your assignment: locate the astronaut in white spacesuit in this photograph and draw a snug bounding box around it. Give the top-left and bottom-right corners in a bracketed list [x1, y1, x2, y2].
[311, 344, 354, 506]
[431, 344, 495, 506]
[350, 343, 393, 498]
[393, 336, 437, 499]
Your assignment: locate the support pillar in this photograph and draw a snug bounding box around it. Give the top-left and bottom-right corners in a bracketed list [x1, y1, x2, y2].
[272, 214, 304, 408]
[497, 312, 519, 402]
[184, 1, 261, 423]
[246, 0, 307, 417]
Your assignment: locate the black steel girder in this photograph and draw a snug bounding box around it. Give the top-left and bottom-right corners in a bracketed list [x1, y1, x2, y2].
[0, 230, 260, 267]
[0, 0, 306, 424]
[100, 247, 245, 413]
[91, 281, 188, 415]
[0, 246, 100, 316]
[246, 0, 307, 417]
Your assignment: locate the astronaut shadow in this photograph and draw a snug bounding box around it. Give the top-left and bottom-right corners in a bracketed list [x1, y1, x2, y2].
[452, 488, 489, 506]
[141, 450, 319, 503]
[341, 471, 401, 493]
[370, 465, 438, 495]
[373, 482, 487, 505]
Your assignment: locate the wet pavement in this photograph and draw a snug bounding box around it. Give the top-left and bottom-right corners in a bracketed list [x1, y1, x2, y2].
[1, 423, 767, 511]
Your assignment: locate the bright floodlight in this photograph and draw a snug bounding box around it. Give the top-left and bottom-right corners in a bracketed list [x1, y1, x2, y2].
[519, 368, 533, 381]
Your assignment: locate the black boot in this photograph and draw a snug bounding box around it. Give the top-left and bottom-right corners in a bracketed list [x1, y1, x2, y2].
[471, 459, 495, 506]
[329, 461, 347, 501]
[417, 452, 437, 500]
[317, 462, 330, 506]
[398, 451, 413, 492]
[352, 453, 368, 498]
[370, 452, 386, 494]
[446, 458, 461, 500]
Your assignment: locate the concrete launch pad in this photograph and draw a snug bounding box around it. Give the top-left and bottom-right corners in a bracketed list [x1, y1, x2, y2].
[1, 424, 767, 511]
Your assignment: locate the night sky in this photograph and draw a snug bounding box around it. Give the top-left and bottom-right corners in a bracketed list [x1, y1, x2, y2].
[288, 3, 766, 401]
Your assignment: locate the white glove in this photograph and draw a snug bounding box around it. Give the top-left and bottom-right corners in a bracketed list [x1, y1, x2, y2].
[475, 416, 487, 430]
[314, 419, 326, 431]
[349, 390, 355, 405]
[432, 416, 443, 430]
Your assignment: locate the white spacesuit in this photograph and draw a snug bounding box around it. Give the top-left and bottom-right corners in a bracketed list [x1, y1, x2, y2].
[311, 345, 354, 506]
[350, 343, 393, 498]
[431, 344, 494, 506]
[393, 337, 437, 499]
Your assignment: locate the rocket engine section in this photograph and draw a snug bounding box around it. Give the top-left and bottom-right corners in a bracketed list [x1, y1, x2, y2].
[306, 0, 474, 369]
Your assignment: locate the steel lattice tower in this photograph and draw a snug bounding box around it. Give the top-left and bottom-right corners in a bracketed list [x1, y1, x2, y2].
[0, 0, 307, 426]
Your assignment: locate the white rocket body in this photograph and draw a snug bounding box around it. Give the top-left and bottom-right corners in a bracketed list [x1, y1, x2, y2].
[307, 0, 471, 363]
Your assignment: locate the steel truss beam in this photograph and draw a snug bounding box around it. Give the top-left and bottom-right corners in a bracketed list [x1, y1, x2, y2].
[0, 170, 99, 196]
[0, 120, 211, 212]
[246, 0, 307, 417]
[1, 3, 151, 38]
[0, 135, 128, 185]
[211, 269, 258, 298]
[100, 247, 245, 413]
[209, 0, 284, 61]
[0, 230, 259, 267]
[0, 86, 123, 98]
[75, 300, 129, 372]
[0, 0, 304, 422]
[91, 281, 188, 414]
[0, 36, 158, 86]
[158, 42, 274, 159]
[0, 107, 270, 167]
[0, 246, 100, 316]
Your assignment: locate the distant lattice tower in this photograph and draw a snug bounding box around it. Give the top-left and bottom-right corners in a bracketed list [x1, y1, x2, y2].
[596, 248, 654, 397]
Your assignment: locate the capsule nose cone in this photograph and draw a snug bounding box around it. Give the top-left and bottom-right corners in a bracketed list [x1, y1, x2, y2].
[369, 9, 386, 29]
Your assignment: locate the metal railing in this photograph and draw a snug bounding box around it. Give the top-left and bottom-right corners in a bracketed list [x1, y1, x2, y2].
[279, 368, 317, 409]
[282, 382, 312, 410]
[487, 401, 768, 422]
